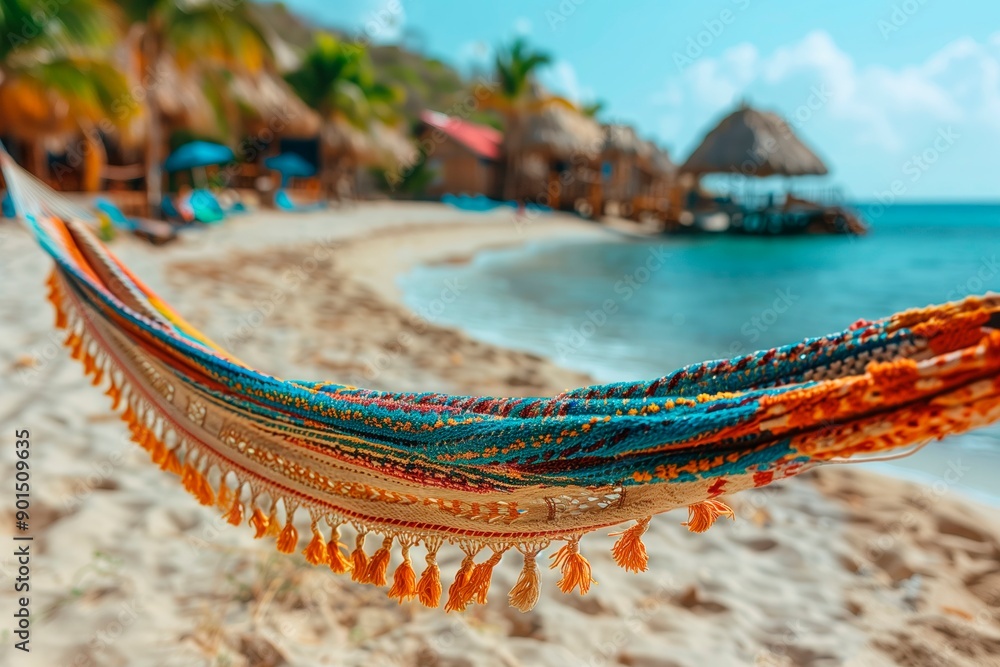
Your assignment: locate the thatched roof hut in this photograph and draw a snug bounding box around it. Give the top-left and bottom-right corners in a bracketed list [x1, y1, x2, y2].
[229, 71, 321, 138]
[648, 144, 676, 177]
[681, 104, 828, 177]
[0, 77, 78, 142]
[603, 125, 652, 160]
[322, 119, 417, 170]
[521, 105, 603, 160]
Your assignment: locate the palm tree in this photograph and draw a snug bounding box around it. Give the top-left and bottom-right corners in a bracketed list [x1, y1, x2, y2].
[285, 34, 405, 197]
[487, 38, 557, 200]
[0, 0, 134, 188]
[117, 0, 272, 214]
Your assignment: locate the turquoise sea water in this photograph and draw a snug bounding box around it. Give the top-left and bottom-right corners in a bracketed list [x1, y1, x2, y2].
[401, 204, 1000, 500]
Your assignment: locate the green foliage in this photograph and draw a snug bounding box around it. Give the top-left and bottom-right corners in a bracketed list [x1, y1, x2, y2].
[286, 33, 404, 127]
[371, 154, 436, 197]
[0, 0, 119, 62]
[494, 37, 552, 104]
[0, 0, 133, 128]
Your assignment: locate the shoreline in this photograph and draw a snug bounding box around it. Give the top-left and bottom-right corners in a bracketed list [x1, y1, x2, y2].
[2, 203, 999, 665]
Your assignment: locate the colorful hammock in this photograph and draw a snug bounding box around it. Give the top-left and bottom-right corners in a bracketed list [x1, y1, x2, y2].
[5, 151, 1000, 613]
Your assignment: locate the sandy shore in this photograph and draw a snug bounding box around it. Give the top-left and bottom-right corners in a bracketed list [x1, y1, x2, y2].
[1, 203, 999, 667]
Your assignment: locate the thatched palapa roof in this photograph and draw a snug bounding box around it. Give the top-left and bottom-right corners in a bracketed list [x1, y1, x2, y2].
[603, 124, 652, 158]
[521, 105, 603, 160]
[323, 119, 417, 170]
[229, 72, 321, 138]
[681, 104, 828, 177]
[648, 144, 676, 177]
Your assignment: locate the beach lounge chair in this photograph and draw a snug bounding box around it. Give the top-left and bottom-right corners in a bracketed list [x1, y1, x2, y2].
[275, 188, 325, 213]
[94, 197, 178, 245]
[160, 195, 192, 223]
[185, 189, 226, 224]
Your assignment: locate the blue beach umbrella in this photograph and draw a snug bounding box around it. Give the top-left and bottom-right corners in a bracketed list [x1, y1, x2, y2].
[264, 153, 316, 186]
[163, 141, 235, 173]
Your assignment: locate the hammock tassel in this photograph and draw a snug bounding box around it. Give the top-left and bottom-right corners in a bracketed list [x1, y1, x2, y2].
[387, 542, 417, 603]
[249, 505, 269, 539]
[276, 512, 299, 554]
[365, 536, 394, 586]
[148, 436, 166, 467]
[416, 543, 442, 608]
[105, 383, 122, 410]
[160, 447, 182, 475]
[610, 516, 651, 573]
[182, 463, 214, 507]
[468, 549, 505, 605]
[216, 480, 232, 511]
[224, 496, 244, 527]
[264, 506, 282, 538]
[350, 533, 370, 582]
[550, 538, 595, 595]
[303, 524, 330, 566]
[683, 499, 735, 533]
[509, 548, 541, 612]
[326, 525, 352, 574]
[444, 550, 478, 613]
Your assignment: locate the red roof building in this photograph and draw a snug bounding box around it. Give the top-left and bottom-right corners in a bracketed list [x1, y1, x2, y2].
[418, 111, 503, 198]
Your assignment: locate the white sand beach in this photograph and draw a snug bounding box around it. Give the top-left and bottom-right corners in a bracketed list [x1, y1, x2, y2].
[2, 204, 999, 667]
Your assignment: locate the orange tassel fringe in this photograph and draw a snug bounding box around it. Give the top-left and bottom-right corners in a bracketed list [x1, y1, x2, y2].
[610, 516, 651, 573]
[416, 546, 442, 608]
[350, 533, 370, 582]
[264, 507, 282, 539]
[683, 499, 735, 533]
[276, 517, 299, 554]
[365, 536, 393, 586]
[550, 538, 595, 595]
[249, 506, 269, 538]
[387, 543, 417, 603]
[468, 549, 505, 605]
[303, 525, 330, 566]
[326, 525, 353, 574]
[444, 551, 477, 613]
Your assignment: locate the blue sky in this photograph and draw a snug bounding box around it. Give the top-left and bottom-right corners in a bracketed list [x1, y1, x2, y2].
[282, 0, 1000, 201]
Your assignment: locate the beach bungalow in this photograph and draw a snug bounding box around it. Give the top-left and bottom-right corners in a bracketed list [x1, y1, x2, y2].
[320, 119, 418, 200]
[680, 103, 865, 234]
[417, 110, 502, 199]
[630, 143, 681, 224]
[513, 105, 604, 215]
[600, 125, 651, 217]
[599, 127, 680, 223]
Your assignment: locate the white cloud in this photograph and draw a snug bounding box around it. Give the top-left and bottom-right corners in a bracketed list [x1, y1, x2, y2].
[540, 61, 593, 104]
[360, 0, 407, 44]
[458, 40, 493, 73]
[514, 17, 533, 35]
[655, 30, 1000, 152]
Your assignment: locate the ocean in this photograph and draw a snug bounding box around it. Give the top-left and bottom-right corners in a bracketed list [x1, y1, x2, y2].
[401, 204, 1000, 502]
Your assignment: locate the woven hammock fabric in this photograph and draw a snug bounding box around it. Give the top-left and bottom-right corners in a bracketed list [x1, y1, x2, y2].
[6, 151, 1000, 612]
